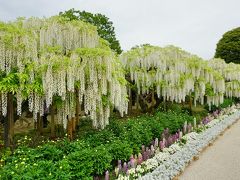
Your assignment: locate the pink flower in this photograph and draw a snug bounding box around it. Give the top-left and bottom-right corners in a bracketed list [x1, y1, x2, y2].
[105, 171, 109, 180]
[137, 153, 143, 164]
[160, 140, 165, 150]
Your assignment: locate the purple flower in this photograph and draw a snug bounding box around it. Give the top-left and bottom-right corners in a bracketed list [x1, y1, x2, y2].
[118, 160, 122, 171]
[126, 169, 129, 176]
[164, 128, 169, 138]
[143, 151, 147, 161]
[130, 155, 135, 168]
[183, 121, 187, 134]
[179, 131, 183, 139]
[160, 140, 165, 150]
[187, 123, 192, 133]
[161, 132, 165, 140]
[154, 138, 159, 148]
[175, 133, 179, 141]
[123, 162, 128, 173]
[151, 140, 155, 146]
[141, 145, 145, 154]
[146, 146, 149, 152]
[147, 149, 151, 159]
[167, 136, 173, 146]
[213, 111, 218, 118]
[105, 171, 109, 180]
[150, 149, 155, 157]
[94, 176, 100, 180]
[137, 153, 143, 164]
[202, 117, 210, 125]
[127, 161, 131, 168]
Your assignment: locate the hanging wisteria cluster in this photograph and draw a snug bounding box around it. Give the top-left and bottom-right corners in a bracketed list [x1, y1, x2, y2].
[208, 58, 240, 98]
[121, 45, 225, 107]
[0, 16, 128, 129]
[2, 15, 240, 130]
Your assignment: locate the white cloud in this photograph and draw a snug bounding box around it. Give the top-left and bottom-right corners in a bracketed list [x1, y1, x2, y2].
[0, 0, 239, 59]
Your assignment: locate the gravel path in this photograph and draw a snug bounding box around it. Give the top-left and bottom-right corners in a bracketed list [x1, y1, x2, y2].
[179, 119, 240, 180]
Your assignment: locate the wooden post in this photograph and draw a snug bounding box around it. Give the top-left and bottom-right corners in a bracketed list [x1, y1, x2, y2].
[50, 104, 55, 138]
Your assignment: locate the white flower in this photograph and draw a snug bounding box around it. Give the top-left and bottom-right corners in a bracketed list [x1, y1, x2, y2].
[117, 174, 129, 180]
[136, 165, 144, 173]
[128, 168, 136, 175]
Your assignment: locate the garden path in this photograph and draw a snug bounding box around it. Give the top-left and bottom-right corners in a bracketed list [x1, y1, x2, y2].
[179, 119, 240, 180]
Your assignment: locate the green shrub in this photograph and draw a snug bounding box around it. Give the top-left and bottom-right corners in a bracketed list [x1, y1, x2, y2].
[0, 108, 197, 179]
[84, 129, 117, 147]
[67, 148, 94, 179]
[0, 159, 72, 180]
[36, 144, 64, 162]
[91, 145, 113, 175]
[66, 145, 112, 178]
[54, 138, 87, 155]
[107, 140, 133, 162]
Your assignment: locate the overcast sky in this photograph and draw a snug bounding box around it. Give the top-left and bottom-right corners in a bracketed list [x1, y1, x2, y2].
[0, 0, 239, 59]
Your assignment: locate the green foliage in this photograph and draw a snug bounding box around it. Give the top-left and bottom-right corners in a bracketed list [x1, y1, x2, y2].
[215, 27, 240, 64]
[67, 149, 94, 179]
[59, 8, 122, 54]
[91, 146, 112, 175]
[157, 102, 182, 113]
[0, 110, 194, 179]
[107, 140, 133, 162]
[0, 73, 19, 93]
[67, 146, 112, 178]
[36, 144, 64, 162]
[84, 129, 117, 147]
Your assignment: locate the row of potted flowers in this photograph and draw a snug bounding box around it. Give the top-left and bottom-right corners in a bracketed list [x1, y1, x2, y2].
[114, 104, 240, 180]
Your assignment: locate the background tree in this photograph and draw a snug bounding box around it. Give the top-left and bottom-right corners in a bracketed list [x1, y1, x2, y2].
[59, 8, 122, 54]
[215, 27, 240, 64]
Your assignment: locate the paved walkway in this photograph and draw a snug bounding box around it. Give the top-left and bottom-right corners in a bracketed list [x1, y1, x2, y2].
[179, 119, 240, 180]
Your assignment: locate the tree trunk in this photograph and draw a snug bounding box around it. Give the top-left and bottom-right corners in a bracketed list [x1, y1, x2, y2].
[50, 104, 55, 138]
[189, 93, 193, 115]
[75, 88, 80, 126]
[151, 90, 156, 111]
[37, 113, 43, 135]
[136, 94, 140, 110]
[4, 93, 14, 147]
[164, 99, 167, 111]
[72, 117, 76, 132]
[128, 87, 132, 114]
[67, 118, 73, 141]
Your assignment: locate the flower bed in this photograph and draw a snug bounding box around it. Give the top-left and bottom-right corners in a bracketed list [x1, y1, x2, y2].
[116, 105, 240, 180]
[0, 110, 196, 179]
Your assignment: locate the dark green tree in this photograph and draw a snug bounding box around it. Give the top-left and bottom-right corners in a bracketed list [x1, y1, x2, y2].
[59, 9, 122, 54]
[215, 27, 240, 64]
